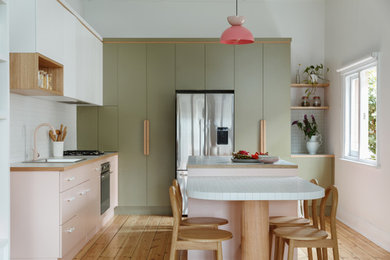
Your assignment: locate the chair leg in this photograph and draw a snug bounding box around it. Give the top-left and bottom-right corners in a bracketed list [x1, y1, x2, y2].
[333, 244, 340, 260]
[277, 237, 285, 260]
[316, 247, 322, 260]
[307, 247, 313, 260]
[274, 235, 280, 260]
[169, 243, 177, 260]
[217, 242, 223, 260]
[269, 229, 274, 260]
[287, 240, 294, 260]
[322, 248, 328, 260]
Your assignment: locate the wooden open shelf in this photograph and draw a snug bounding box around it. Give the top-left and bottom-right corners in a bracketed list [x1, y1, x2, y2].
[291, 106, 329, 110]
[10, 53, 63, 96]
[291, 83, 330, 88]
[291, 154, 335, 158]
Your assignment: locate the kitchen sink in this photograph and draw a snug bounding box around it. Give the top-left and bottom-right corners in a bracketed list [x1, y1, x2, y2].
[23, 158, 86, 163]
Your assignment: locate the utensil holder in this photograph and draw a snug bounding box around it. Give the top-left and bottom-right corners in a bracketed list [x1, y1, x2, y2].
[53, 141, 64, 157]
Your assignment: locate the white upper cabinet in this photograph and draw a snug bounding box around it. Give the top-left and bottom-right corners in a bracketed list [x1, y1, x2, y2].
[10, 0, 103, 106]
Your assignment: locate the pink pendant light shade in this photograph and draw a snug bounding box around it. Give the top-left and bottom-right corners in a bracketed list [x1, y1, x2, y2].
[220, 16, 254, 45]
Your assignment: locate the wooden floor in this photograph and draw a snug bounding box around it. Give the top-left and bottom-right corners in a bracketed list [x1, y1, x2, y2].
[74, 215, 390, 260]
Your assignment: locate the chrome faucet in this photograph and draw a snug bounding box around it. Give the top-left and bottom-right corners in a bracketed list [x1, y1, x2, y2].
[33, 123, 56, 161]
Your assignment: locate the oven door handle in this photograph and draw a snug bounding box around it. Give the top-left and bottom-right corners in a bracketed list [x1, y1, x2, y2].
[101, 172, 110, 180]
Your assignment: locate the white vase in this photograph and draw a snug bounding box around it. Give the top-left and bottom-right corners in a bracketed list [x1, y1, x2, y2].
[306, 135, 322, 155]
[309, 74, 319, 84]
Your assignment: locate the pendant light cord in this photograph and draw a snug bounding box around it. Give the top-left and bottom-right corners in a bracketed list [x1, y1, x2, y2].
[236, 0, 238, 16]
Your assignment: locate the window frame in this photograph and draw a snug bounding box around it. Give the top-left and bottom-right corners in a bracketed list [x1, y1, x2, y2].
[338, 53, 379, 167]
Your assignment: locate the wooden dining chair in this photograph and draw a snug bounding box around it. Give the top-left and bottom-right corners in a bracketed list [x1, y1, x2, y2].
[269, 179, 319, 260]
[169, 185, 233, 260]
[273, 185, 339, 260]
[172, 179, 228, 228]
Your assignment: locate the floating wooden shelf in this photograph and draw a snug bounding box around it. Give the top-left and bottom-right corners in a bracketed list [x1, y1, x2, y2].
[10, 53, 63, 96]
[291, 106, 329, 110]
[291, 154, 335, 158]
[291, 83, 330, 88]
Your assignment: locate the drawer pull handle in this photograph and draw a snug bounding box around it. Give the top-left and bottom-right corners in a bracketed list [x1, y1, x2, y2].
[66, 197, 75, 202]
[65, 176, 75, 182]
[65, 227, 75, 233]
[79, 189, 91, 196]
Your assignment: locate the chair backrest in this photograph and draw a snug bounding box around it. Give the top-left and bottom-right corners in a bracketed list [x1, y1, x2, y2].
[319, 185, 338, 239]
[169, 185, 181, 240]
[172, 179, 183, 209]
[303, 179, 319, 222]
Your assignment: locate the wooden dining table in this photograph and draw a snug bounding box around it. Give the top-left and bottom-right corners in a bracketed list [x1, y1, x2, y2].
[187, 175, 325, 260]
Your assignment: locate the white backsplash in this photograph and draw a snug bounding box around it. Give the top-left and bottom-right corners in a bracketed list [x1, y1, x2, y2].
[10, 94, 77, 163]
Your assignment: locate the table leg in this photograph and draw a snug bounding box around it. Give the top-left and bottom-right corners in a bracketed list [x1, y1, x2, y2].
[242, 201, 269, 260]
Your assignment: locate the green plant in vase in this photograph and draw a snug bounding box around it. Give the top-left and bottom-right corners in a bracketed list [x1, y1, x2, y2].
[292, 115, 322, 154]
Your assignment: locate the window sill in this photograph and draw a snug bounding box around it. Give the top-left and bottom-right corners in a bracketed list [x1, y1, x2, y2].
[339, 157, 379, 168]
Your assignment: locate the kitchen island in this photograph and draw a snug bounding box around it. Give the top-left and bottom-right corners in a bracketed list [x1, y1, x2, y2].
[186, 156, 324, 260]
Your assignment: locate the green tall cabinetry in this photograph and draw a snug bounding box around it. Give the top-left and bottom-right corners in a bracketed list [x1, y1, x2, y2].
[78, 39, 292, 214]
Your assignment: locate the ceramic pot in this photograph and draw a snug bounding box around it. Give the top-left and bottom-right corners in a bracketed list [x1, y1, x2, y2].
[53, 141, 64, 157]
[309, 74, 319, 84]
[306, 135, 322, 155]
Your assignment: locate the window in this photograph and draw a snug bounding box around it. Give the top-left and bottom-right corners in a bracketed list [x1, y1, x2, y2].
[339, 54, 378, 165]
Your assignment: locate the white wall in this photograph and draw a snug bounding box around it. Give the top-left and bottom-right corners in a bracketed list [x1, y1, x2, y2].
[10, 94, 77, 163]
[325, 0, 390, 251]
[64, 0, 84, 15]
[79, 0, 325, 82]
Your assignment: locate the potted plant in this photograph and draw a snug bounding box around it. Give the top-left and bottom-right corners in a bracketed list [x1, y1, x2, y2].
[292, 115, 322, 154]
[303, 64, 328, 84]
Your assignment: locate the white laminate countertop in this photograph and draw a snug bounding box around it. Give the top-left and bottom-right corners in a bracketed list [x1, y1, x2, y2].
[187, 176, 324, 201]
[187, 156, 297, 169]
[10, 152, 118, 172]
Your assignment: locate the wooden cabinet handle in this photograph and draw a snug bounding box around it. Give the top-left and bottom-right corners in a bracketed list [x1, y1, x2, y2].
[144, 120, 150, 156]
[260, 120, 266, 154]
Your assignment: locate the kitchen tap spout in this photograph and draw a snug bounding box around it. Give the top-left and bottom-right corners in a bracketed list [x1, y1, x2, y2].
[33, 123, 56, 161]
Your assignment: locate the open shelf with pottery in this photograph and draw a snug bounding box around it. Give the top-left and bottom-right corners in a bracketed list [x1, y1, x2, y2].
[290, 82, 332, 156]
[10, 53, 64, 96]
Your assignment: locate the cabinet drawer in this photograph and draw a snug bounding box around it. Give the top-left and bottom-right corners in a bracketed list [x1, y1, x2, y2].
[60, 162, 100, 192]
[61, 215, 84, 257]
[61, 180, 91, 224]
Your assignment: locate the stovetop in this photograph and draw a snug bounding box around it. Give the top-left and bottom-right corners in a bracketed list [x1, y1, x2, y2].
[63, 150, 105, 156]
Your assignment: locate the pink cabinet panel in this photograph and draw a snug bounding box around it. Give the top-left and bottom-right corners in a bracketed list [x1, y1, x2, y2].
[11, 155, 118, 260]
[60, 180, 90, 224]
[60, 215, 84, 257]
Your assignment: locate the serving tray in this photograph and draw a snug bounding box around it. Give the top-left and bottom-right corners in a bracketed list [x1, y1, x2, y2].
[231, 158, 261, 163]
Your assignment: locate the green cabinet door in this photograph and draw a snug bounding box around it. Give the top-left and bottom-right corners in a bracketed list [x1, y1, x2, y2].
[117, 44, 147, 206]
[77, 106, 98, 150]
[98, 106, 118, 152]
[146, 44, 176, 207]
[234, 44, 263, 153]
[205, 44, 234, 90]
[103, 44, 118, 106]
[263, 43, 291, 157]
[176, 44, 205, 90]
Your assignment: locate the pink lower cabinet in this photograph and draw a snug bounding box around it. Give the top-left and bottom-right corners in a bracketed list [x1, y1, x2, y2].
[10, 155, 118, 260]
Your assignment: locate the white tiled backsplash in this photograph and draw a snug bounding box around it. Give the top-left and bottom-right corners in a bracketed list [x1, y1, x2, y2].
[10, 94, 77, 163]
[291, 110, 327, 154]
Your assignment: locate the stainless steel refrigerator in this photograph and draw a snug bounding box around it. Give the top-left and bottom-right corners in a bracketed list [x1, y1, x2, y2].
[176, 91, 234, 214]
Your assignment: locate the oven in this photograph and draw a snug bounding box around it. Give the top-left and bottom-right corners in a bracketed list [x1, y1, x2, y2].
[100, 162, 110, 215]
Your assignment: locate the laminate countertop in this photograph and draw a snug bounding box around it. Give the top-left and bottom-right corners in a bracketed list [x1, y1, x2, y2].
[10, 152, 118, 172]
[187, 156, 297, 169]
